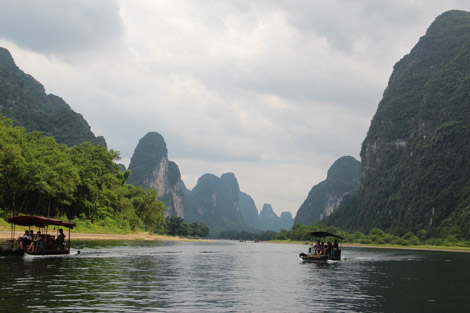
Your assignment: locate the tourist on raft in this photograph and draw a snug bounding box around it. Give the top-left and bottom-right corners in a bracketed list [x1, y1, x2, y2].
[17, 230, 32, 249]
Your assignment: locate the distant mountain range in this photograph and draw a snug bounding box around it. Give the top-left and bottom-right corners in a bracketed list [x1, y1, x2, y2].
[126, 132, 294, 236]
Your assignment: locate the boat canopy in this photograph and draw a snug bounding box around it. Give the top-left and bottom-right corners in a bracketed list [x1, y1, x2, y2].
[309, 231, 344, 240]
[7, 215, 76, 229]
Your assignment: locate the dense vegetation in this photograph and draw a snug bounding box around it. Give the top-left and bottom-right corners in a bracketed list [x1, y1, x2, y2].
[0, 115, 166, 233]
[219, 222, 470, 248]
[274, 223, 470, 248]
[325, 11, 470, 239]
[164, 216, 209, 238]
[219, 230, 277, 241]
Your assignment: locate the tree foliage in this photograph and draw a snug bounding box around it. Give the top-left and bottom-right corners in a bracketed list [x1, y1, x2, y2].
[164, 216, 209, 238]
[0, 115, 165, 233]
[270, 223, 470, 247]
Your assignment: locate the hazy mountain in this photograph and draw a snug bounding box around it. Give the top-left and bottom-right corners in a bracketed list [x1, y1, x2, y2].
[183, 172, 247, 235]
[259, 203, 293, 232]
[279, 211, 294, 230]
[0, 47, 105, 146]
[294, 156, 361, 225]
[239, 191, 260, 229]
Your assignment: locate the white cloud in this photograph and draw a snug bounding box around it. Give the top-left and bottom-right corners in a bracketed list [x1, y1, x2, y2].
[2, 0, 470, 215]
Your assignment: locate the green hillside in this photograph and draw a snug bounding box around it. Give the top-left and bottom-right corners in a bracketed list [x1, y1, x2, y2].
[326, 10, 470, 240]
[294, 156, 361, 225]
[0, 47, 105, 146]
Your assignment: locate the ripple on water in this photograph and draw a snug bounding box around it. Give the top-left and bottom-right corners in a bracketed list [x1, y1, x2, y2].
[1, 242, 470, 313]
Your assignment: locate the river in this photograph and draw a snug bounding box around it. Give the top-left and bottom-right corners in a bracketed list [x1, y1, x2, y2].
[0, 240, 469, 312]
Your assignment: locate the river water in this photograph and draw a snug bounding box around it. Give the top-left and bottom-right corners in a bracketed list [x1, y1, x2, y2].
[0, 240, 469, 313]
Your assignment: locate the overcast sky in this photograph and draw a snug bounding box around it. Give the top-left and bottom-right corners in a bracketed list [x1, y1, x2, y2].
[1, 1, 469, 216]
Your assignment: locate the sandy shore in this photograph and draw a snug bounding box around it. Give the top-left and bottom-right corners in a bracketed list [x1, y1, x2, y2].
[0, 230, 210, 242]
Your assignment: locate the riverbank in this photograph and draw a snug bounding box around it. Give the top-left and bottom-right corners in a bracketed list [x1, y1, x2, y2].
[0, 230, 211, 242]
[343, 242, 470, 253]
[270, 239, 470, 253]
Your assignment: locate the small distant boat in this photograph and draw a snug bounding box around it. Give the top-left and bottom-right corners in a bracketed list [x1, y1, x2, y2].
[299, 231, 344, 263]
[1, 215, 80, 257]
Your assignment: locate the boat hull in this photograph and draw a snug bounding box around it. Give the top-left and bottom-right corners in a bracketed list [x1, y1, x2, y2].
[1, 248, 80, 258]
[24, 250, 80, 258]
[0, 248, 25, 257]
[299, 253, 329, 263]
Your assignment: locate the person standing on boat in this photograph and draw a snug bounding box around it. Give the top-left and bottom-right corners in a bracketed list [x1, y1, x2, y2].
[56, 228, 65, 250]
[333, 240, 339, 249]
[320, 242, 326, 255]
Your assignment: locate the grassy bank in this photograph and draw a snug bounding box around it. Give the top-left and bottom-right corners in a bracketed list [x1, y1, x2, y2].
[0, 217, 208, 242]
[270, 239, 470, 253]
[0, 216, 138, 235]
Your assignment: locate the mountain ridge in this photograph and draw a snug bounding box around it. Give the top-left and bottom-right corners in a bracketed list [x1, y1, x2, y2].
[294, 156, 361, 225]
[0, 46, 105, 147]
[326, 10, 470, 239]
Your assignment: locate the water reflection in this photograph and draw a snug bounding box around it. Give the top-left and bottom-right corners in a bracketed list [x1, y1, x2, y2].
[0, 241, 469, 312]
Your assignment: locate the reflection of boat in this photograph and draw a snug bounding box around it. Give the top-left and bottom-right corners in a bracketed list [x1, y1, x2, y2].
[299, 231, 344, 263]
[1, 215, 79, 257]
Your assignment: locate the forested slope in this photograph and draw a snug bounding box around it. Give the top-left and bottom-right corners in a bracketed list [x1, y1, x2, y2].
[326, 10, 470, 240]
[0, 47, 105, 146]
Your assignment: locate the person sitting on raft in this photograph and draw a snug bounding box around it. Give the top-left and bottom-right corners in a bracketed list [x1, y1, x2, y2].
[17, 230, 32, 249]
[325, 242, 333, 256]
[314, 240, 322, 255]
[27, 231, 44, 253]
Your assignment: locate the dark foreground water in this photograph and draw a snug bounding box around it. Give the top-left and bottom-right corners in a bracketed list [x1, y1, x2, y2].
[1, 240, 469, 313]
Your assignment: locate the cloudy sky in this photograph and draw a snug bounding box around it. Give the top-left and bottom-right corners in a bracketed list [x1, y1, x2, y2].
[1, 1, 469, 216]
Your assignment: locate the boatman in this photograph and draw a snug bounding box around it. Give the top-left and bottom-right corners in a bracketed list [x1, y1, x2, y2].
[56, 228, 66, 250]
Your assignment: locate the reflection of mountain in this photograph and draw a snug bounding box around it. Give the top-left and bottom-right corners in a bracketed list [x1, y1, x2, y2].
[294, 156, 361, 225]
[326, 11, 470, 236]
[0, 47, 105, 146]
[127, 132, 185, 218]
